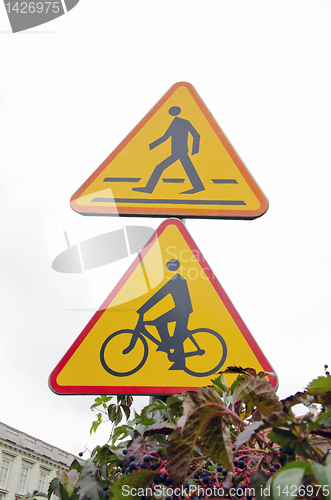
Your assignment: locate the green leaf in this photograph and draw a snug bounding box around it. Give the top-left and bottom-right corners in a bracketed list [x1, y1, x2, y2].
[57, 470, 79, 498]
[211, 374, 229, 394]
[307, 376, 331, 405]
[268, 428, 316, 461]
[281, 391, 312, 410]
[108, 405, 122, 425]
[116, 408, 123, 426]
[109, 470, 159, 500]
[232, 377, 282, 416]
[278, 460, 313, 474]
[307, 375, 331, 394]
[48, 479, 62, 500]
[182, 386, 224, 418]
[111, 424, 133, 444]
[250, 471, 272, 500]
[199, 412, 234, 469]
[166, 387, 233, 486]
[69, 460, 83, 473]
[76, 458, 104, 500]
[272, 468, 304, 500]
[235, 421, 264, 451]
[95, 445, 121, 467]
[121, 404, 131, 420]
[314, 409, 331, 426]
[166, 395, 183, 406]
[90, 413, 102, 434]
[144, 421, 176, 436]
[311, 456, 331, 500]
[90, 396, 113, 410]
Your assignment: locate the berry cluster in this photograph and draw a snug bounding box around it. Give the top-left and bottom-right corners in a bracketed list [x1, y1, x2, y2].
[122, 450, 161, 475]
[118, 448, 281, 499]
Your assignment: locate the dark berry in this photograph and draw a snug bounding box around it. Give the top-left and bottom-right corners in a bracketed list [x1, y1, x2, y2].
[129, 454, 136, 462]
[326, 371, 330, 376]
[103, 486, 109, 491]
[122, 449, 128, 455]
[33, 491, 38, 495]
[154, 477, 160, 485]
[324, 364, 328, 369]
[203, 476, 209, 483]
[217, 466, 223, 472]
[125, 467, 131, 474]
[143, 455, 152, 462]
[222, 469, 228, 476]
[166, 497, 172, 500]
[285, 446, 293, 455]
[150, 463, 157, 470]
[79, 452, 83, 457]
[129, 462, 136, 470]
[184, 483, 190, 490]
[274, 462, 280, 469]
[159, 475, 166, 483]
[247, 495, 253, 500]
[269, 466, 276, 473]
[194, 472, 199, 479]
[238, 460, 245, 469]
[234, 460, 238, 466]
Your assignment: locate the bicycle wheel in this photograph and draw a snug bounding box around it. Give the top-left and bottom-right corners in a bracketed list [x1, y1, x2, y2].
[183, 328, 227, 377]
[100, 329, 148, 377]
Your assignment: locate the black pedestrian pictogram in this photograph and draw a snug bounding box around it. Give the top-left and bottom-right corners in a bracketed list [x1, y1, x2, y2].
[133, 106, 205, 195]
[100, 259, 227, 377]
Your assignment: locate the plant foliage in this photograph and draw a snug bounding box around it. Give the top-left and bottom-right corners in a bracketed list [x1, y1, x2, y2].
[29, 369, 331, 500]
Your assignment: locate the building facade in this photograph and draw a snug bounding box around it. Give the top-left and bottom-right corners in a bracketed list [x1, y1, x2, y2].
[0, 422, 80, 500]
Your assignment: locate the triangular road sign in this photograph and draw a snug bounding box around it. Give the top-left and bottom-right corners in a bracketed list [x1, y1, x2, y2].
[49, 219, 277, 395]
[71, 82, 268, 219]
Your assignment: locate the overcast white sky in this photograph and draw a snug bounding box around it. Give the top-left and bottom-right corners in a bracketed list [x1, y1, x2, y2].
[1, 1, 331, 457]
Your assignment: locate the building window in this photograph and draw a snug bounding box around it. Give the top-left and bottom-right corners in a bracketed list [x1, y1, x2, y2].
[0, 459, 10, 488]
[17, 466, 29, 494]
[38, 473, 47, 493]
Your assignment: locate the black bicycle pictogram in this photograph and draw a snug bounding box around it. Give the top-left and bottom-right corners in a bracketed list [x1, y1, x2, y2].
[100, 316, 227, 378]
[100, 258, 227, 377]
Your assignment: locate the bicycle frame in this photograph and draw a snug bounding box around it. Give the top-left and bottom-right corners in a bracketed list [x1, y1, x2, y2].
[124, 316, 204, 359]
[123, 317, 161, 354]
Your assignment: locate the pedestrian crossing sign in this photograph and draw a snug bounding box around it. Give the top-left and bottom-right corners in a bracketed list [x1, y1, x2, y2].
[49, 218, 277, 395]
[70, 82, 268, 219]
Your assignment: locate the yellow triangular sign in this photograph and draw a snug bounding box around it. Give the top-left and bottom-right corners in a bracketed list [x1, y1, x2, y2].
[71, 82, 268, 219]
[49, 219, 277, 395]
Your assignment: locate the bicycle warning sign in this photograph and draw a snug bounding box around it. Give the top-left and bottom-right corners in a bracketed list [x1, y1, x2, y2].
[49, 218, 277, 395]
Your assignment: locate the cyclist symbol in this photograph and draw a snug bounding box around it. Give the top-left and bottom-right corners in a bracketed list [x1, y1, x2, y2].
[100, 259, 227, 377]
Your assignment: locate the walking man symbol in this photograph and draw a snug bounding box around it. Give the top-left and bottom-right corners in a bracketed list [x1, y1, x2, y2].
[133, 106, 205, 195]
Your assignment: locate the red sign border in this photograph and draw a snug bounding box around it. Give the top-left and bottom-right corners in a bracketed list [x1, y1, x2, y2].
[70, 82, 269, 220]
[49, 218, 277, 395]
